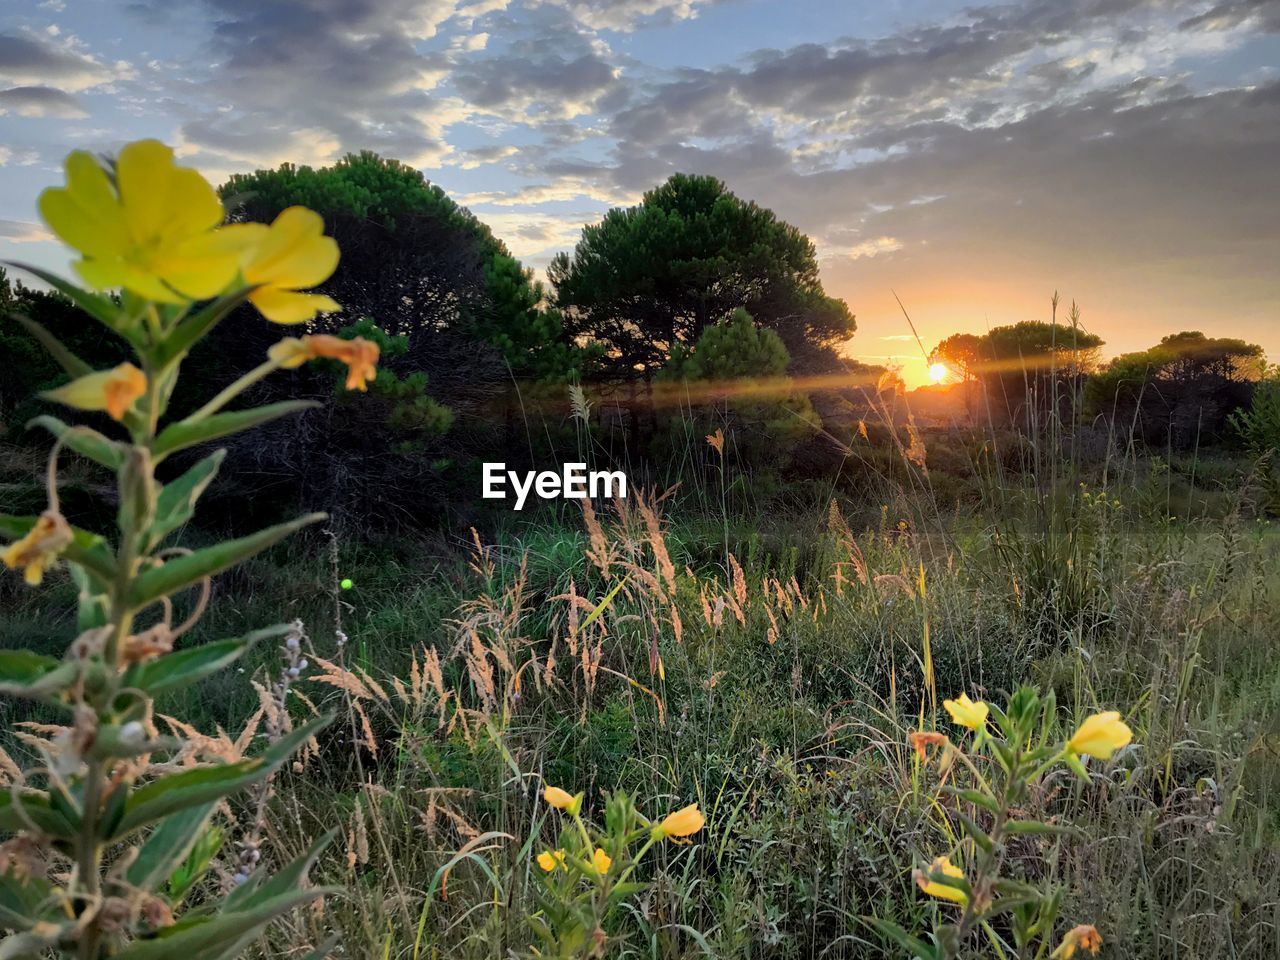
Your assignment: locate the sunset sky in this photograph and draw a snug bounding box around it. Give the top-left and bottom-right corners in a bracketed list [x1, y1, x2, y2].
[1, 0, 1277, 385]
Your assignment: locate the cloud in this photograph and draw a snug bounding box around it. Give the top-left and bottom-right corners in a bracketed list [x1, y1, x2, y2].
[533, 0, 716, 32]
[0, 84, 88, 118]
[825, 236, 904, 261]
[447, 11, 621, 119]
[0, 31, 114, 92]
[0, 220, 53, 243]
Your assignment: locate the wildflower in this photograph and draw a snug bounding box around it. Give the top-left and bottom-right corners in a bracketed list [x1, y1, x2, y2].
[1067, 712, 1132, 760]
[908, 730, 949, 761]
[45, 363, 146, 421]
[652, 803, 705, 840]
[590, 847, 612, 874]
[913, 856, 968, 905]
[227, 206, 340, 324]
[943, 693, 989, 731]
[268, 334, 380, 391]
[1052, 924, 1103, 958]
[2, 509, 73, 586]
[38, 140, 241, 302]
[536, 849, 566, 872]
[543, 786, 581, 815]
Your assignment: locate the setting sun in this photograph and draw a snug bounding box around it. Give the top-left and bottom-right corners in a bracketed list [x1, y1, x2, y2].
[928, 362, 950, 384]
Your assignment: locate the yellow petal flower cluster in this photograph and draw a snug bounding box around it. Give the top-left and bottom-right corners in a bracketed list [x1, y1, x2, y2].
[224, 207, 341, 324]
[1068, 712, 1132, 760]
[2, 510, 73, 586]
[542, 786, 581, 815]
[913, 855, 968, 905]
[45, 363, 147, 421]
[269, 334, 380, 391]
[943, 693, 989, 731]
[1052, 924, 1103, 958]
[39, 141, 242, 303]
[652, 803, 705, 840]
[536, 849, 566, 873]
[38, 139, 340, 325]
[590, 848, 612, 875]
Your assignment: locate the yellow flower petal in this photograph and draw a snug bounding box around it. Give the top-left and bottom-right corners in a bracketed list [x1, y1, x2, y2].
[654, 803, 705, 839]
[914, 856, 968, 905]
[943, 693, 989, 731]
[543, 786, 577, 811]
[249, 287, 341, 325]
[45, 364, 147, 421]
[1067, 712, 1132, 760]
[591, 848, 612, 875]
[244, 207, 339, 287]
[536, 849, 566, 872]
[2, 510, 73, 587]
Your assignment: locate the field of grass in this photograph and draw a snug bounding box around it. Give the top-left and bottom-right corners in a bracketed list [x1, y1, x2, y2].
[6, 457, 1276, 958]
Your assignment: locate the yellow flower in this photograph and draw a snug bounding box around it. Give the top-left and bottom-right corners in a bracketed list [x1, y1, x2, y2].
[536, 849, 566, 872]
[268, 334, 380, 391]
[2, 510, 73, 586]
[543, 786, 580, 814]
[943, 693, 989, 731]
[1068, 712, 1132, 760]
[913, 856, 968, 905]
[653, 803, 705, 840]
[39, 140, 241, 303]
[1051, 924, 1102, 958]
[590, 847, 612, 875]
[45, 363, 147, 421]
[226, 206, 340, 324]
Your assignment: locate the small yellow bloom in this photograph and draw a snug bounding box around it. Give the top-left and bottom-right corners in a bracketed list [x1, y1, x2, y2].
[536, 849, 566, 872]
[1051, 924, 1102, 958]
[268, 334, 380, 391]
[45, 363, 147, 421]
[1067, 711, 1132, 760]
[226, 206, 340, 324]
[39, 140, 241, 302]
[653, 803, 705, 840]
[913, 856, 968, 905]
[590, 847, 612, 875]
[543, 786, 579, 814]
[2, 509, 73, 586]
[943, 693, 989, 731]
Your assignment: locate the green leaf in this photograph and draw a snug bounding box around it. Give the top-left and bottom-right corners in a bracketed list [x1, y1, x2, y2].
[152, 400, 320, 458]
[122, 624, 291, 698]
[6, 312, 92, 378]
[0, 654, 78, 705]
[861, 917, 938, 960]
[26, 414, 124, 470]
[4, 261, 141, 347]
[955, 812, 994, 853]
[155, 288, 256, 368]
[128, 513, 325, 608]
[0, 790, 78, 840]
[1004, 819, 1078, 837]
[0, 650, 59, 686]
[941, 786, 1000, 814]
[110, 715, 331, 839]
[224, 830, 336, 911]
[147, 449, 225, 548]
[112, 886, 339, 960]
[0, 513, 116, 583]
[126, 802, 219, 895]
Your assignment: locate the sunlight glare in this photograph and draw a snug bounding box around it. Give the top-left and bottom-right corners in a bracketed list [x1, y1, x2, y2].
[928, 362, 949, 384]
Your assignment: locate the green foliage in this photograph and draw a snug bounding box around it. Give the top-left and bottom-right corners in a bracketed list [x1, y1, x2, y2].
[550, 173, 854, 375]
[657, 309, 819, 474]
[1230, 368, 1280, 513]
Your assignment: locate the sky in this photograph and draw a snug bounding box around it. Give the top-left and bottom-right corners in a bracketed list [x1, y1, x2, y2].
[1, 0, 1277, 385]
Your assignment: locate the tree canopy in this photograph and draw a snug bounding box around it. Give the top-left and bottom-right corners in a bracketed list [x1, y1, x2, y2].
[549, 173, 854, 377]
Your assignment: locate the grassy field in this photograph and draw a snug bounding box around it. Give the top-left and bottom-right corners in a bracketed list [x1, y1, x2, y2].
[6, 452, 1277, 958]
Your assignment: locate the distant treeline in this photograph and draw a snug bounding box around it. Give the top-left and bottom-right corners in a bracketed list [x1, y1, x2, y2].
[1, 153, 1273, 529]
